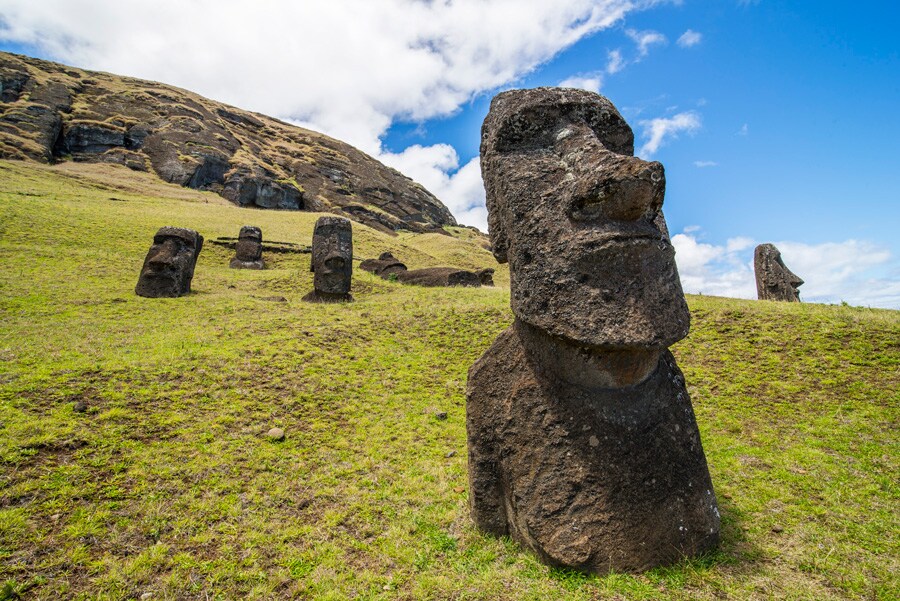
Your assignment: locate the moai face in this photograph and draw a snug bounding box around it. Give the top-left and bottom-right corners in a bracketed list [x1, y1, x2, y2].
[135, 226, 203, 297]
[311, 216, 352, 295]
[480, 87, 689, 349]
[235, 226, 262, 262]
[755, 243, 803, 301]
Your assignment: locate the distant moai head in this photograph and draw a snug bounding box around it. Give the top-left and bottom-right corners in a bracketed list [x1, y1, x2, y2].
[135, 226, 203, 298]
[235, 226, 262, 262]
[310, 216, 353, 295]
[754, 243, 803, 302]
[480, 87, 689, 349]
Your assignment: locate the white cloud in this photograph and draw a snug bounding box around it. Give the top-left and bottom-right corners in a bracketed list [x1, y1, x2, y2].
[677, 29, 702, 48]
[672, 229, 900, 308]
[638, 111, 701, 157]
[558, 72, 604, 94]
[694, 160, 717, 168]
[737, 123, 749, 136]
[0, 0, 670, 227]
[380, 145, 487, 231]
[606, 49, 625, 73]
[626, 28, 667, 58]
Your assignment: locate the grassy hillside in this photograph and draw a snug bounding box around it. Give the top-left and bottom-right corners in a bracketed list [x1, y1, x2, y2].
[0, 159, 897, 600]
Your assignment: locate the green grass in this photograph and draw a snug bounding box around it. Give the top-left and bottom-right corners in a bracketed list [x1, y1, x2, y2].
[0, 159, 897, 600]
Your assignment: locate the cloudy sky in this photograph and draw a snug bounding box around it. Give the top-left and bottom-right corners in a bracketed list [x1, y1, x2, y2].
[1, 1, 898, 308]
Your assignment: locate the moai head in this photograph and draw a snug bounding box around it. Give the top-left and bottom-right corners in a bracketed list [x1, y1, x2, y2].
[135, 226, 203, 297]
[235, 226, 262, 262]
[754, 243, 803, 301]
[480, 87, 689, 349]
[310, 216, 353, 295]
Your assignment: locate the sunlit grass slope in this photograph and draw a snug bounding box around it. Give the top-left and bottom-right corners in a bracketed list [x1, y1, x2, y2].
[0, 159, 897, 600]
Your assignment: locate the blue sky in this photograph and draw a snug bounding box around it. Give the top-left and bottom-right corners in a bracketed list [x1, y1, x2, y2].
[1, 1, 898, 307]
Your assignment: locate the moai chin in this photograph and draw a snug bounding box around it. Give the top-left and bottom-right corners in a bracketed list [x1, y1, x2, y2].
[754, 243, 803, 302]
[467, 87, 720, 573]
[230, 225, 264, 269]
[135, 226, 203, 298]
[302, 216, 353, 303]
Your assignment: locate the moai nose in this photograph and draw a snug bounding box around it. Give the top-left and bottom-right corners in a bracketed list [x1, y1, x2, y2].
[148, 239, 178, 267]
[572, 157, 665, 222]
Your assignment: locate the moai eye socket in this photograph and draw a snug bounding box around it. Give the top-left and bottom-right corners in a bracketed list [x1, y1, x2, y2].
[493, 107, 561, 153]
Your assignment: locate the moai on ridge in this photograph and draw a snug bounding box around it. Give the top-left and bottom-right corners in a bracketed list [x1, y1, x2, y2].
[754, 243, 803, 302]
[467, 87, 720, 573]
[230, 225, 265, 270]
[135, 226, 203, 298]
[302, 216, 353, 303]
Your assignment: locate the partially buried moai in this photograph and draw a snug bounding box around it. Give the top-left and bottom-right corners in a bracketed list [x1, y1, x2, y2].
[467, 88, 720, 573]
[754, 243, 803, 302]
[230, 226, 264, 269]
[302, 216, 353, 303]
[135, 226, 203, 298]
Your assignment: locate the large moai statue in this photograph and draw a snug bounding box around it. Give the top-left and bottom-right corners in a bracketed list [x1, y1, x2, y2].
[135, 226, 203, 298]
[467, 88, 720, 573]
[754, 243, 803, 302]
[230, 225, 265, 269]
[302, 216, 353, 303]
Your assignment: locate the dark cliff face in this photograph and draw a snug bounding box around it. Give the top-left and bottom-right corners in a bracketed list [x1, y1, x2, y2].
[0, 52, 458, 234]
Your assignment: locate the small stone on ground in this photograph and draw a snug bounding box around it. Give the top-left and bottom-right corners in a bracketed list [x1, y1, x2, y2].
[267, 427, 285, 441]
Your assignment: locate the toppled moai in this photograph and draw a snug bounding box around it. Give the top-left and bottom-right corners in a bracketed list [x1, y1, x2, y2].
[229, 226, 265, 269]
[396, 267, 481, 287]
[302, 216, 353, 303]
[467, 87, 720, 573]
[754, 243, 803, 302]
[359, 251, 408, 277]
[360, 251, 484, 287]
[135, 226, 203, 298]
[476, 268, 495, 287]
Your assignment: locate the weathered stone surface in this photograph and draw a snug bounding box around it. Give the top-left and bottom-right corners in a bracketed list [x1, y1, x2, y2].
[396, 267, 481, 287]
[754, 243, 803, 302]
[467, 87, 719, 573]
[0, 51, 457, 233]
[57, 121, 126, 154]
[135, 226, 203, 298]
[303, 216, 352, 303]
[266, 427, 285, 441]
[230, 225, 265, 270]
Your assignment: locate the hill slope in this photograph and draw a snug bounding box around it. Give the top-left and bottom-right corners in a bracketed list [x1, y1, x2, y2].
[0, 52, 458, 234]
[0, 160, 897, 599]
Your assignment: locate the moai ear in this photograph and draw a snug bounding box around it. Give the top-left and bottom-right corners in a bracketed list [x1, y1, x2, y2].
[487, 207, 508, 263]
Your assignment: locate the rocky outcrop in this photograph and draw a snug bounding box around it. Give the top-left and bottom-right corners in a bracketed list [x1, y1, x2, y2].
[0, 51, 457, 233]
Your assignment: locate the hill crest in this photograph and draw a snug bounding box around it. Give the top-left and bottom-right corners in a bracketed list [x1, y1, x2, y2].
[0, 51, 458, 234]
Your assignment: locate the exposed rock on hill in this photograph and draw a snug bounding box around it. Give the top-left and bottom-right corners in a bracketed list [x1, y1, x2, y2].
[0, 52, 457, 234]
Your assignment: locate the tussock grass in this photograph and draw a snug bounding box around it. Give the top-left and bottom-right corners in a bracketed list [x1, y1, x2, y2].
[0, 159, 897, 599]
